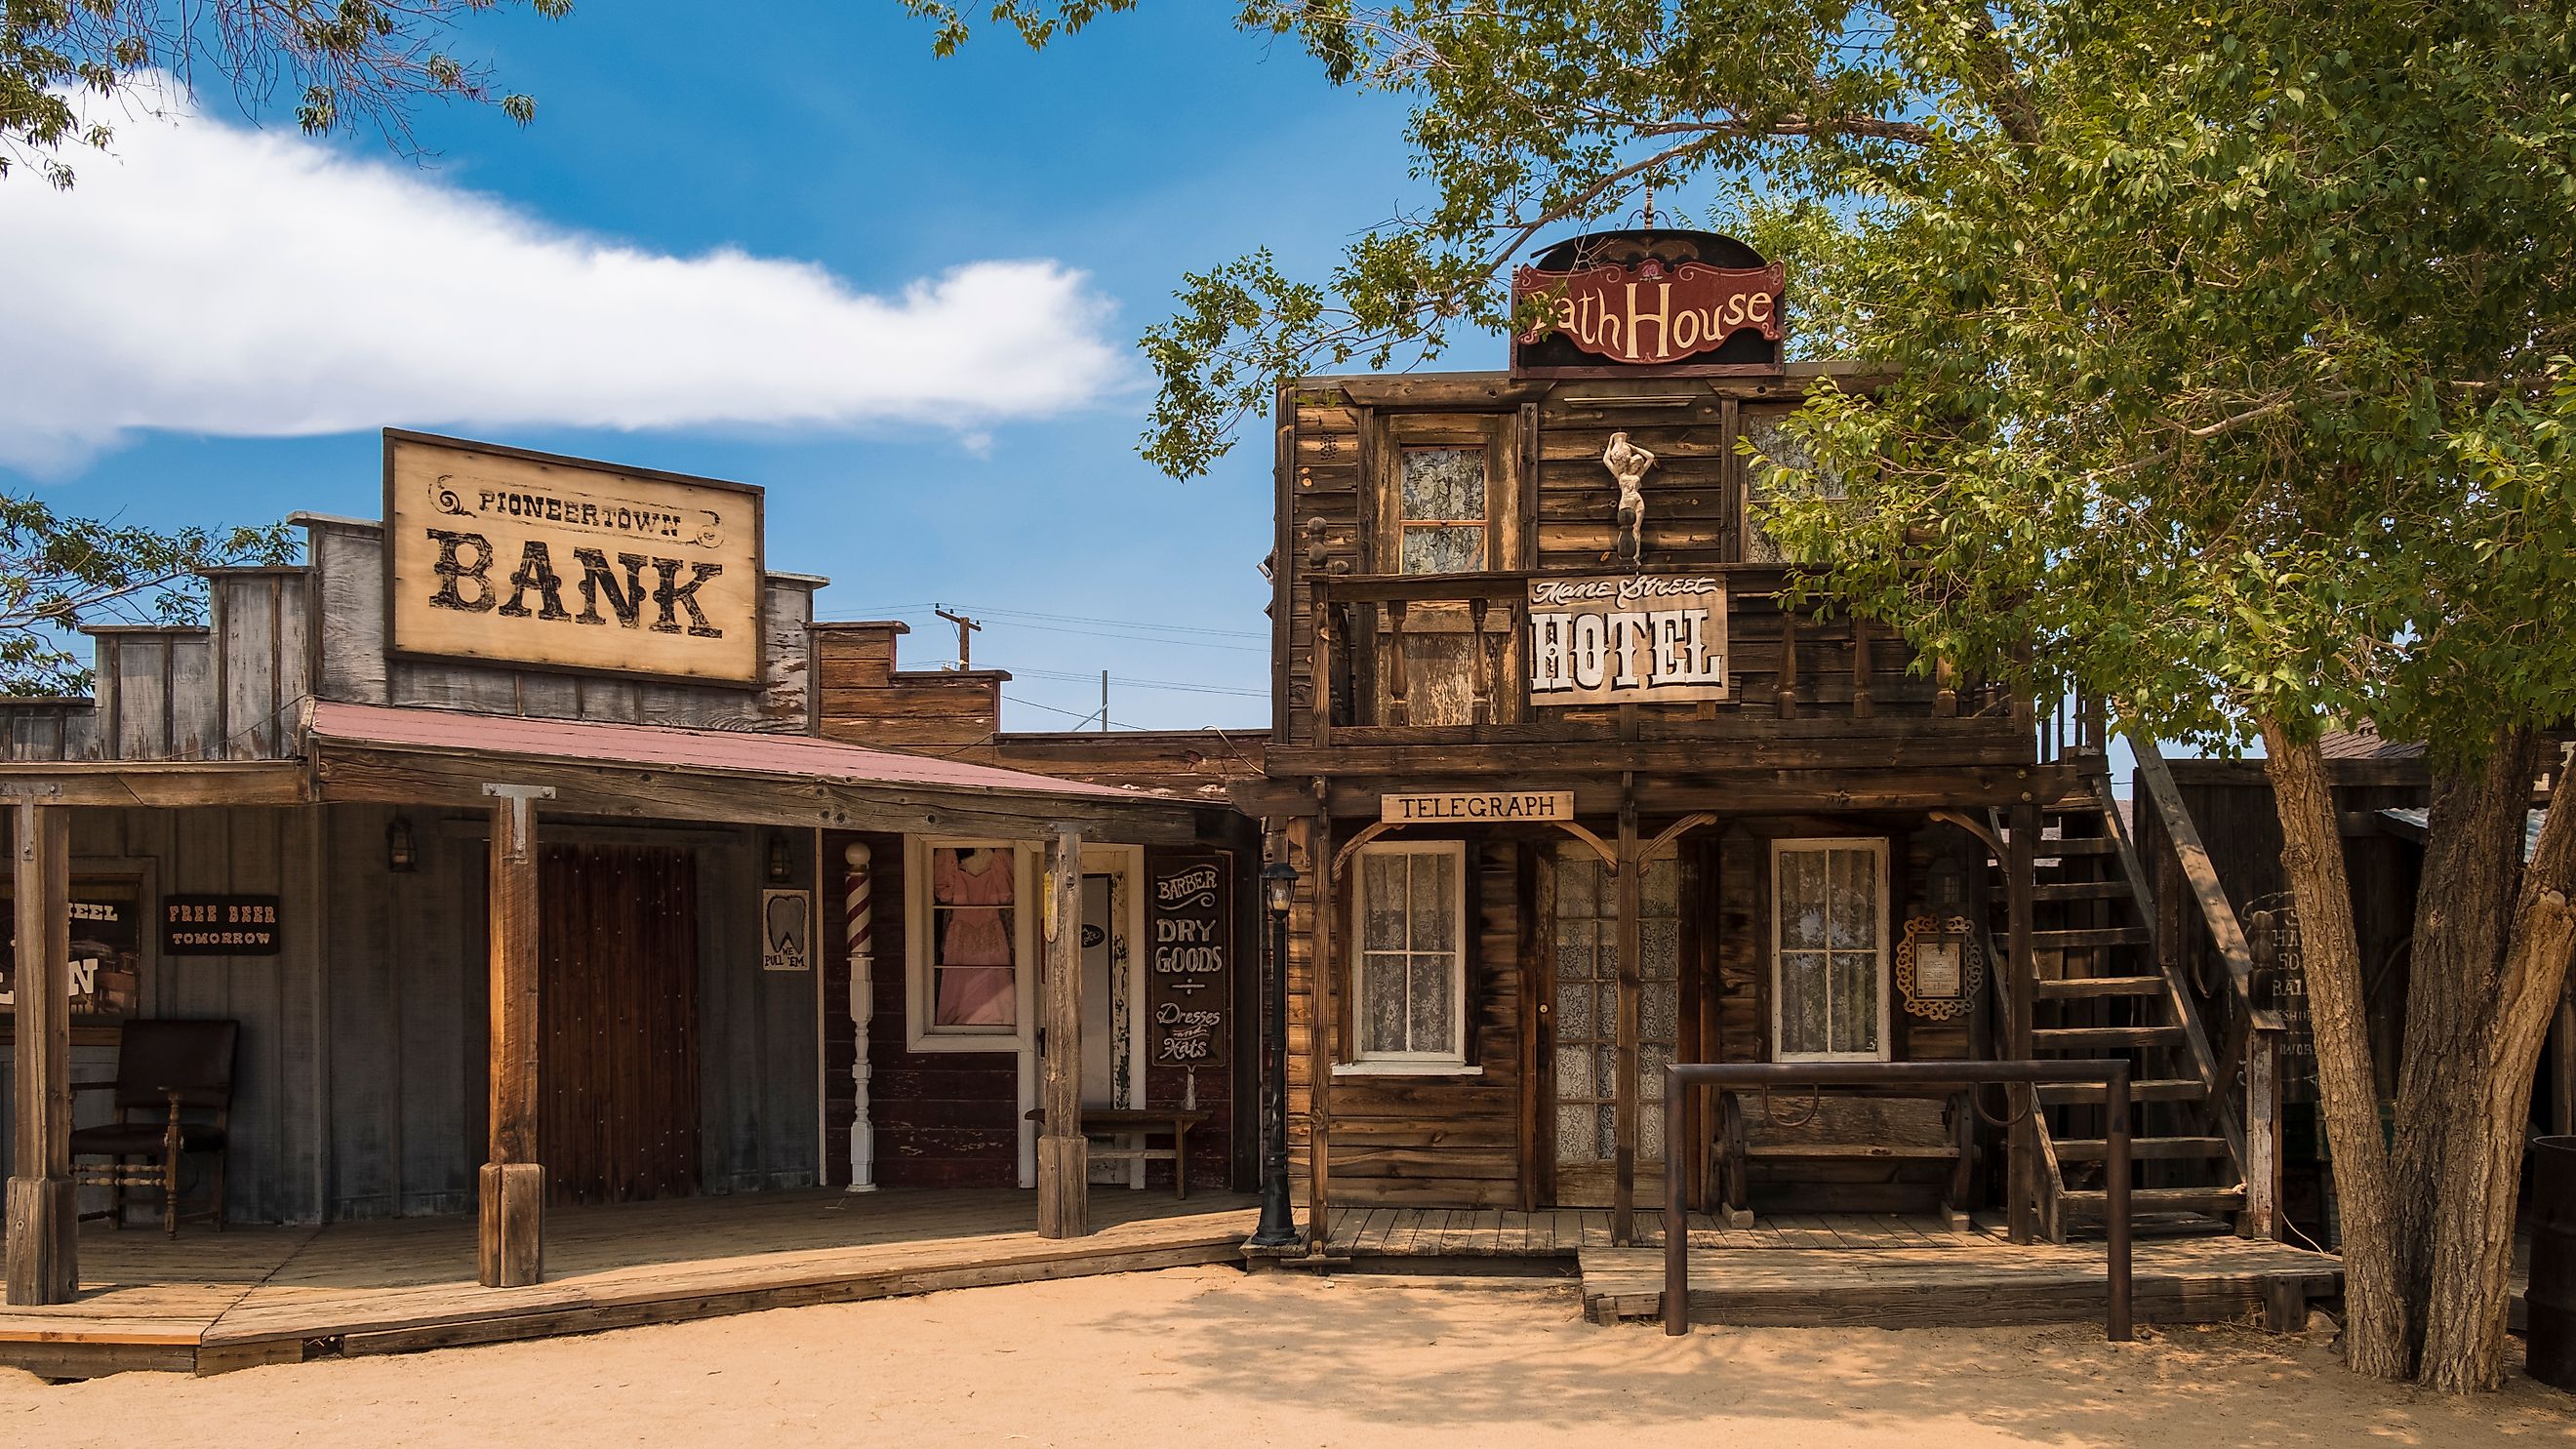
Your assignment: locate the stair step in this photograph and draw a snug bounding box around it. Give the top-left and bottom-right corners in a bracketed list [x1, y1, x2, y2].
[2037, 1078, 2204, 1105]
[2032, 1025, 2184, 1052]
[2033, 880, 2130, 902]
[2033, 926, 2151, 949]
[2034, 975, 2168, 1000]
[2055, 1136, 2232, 1162]
[2061, 1185, 2246, 1218]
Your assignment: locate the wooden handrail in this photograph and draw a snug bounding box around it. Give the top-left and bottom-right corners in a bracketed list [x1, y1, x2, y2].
[2128, 734, 2282, 1031]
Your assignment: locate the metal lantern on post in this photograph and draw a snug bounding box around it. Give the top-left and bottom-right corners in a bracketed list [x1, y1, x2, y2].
[1249, 856, 1302, 1248]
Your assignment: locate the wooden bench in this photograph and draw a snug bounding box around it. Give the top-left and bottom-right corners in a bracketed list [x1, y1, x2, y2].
[1076, 1108, 1210, 1199]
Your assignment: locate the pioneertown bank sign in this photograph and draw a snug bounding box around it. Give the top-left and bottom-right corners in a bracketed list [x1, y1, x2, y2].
[384, 431, 765, 685]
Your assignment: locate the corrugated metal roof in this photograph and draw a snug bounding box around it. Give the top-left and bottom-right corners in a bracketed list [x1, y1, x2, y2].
[307, 702, 1147, 802]
[2319, 728, 2426, 760]
[2377, 806, 2549, 863]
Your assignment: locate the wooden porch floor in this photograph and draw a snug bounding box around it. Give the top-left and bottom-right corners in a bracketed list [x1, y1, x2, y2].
[0, 1187, 1257, 1379]
[1295, 1207, 2342, 1331]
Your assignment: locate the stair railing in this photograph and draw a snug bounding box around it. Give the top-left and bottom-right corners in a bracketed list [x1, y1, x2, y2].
[2126, 733, 2287, 1239]
[1979, 896, 2067, 1241]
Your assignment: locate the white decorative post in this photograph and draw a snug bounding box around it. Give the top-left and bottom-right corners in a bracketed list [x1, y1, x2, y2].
[844, 840, 877, 1192]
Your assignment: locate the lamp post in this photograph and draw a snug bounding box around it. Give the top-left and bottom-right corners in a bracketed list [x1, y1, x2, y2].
[1249, 857, 1303, 1248]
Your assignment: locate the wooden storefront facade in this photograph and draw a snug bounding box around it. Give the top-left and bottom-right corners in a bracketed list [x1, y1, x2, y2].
[1245, 230, 2275, 1250]
[0, 432, 1258, 1313]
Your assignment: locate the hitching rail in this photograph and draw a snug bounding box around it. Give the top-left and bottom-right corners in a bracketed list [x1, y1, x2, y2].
[1662, 1060, 2135, 1341]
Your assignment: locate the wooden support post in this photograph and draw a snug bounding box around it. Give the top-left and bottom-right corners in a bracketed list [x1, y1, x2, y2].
[2244, 1027, 2282, 1239]
[6, 799, 76, 1306]
[2005, 800, 2038, 1245]
[1309, 600, 1333, 748]
[2555, 978, 2576, 1139]
[1932, 654, 1957, 718]
[479, 783, 551, 1289]
[1308, 811, 1337, 1249]
[1612, 792, 1642, 1246]
[1468, 597, 1492, 726]
[1385, 600, 1409, 727]
[1775, 612, 1800, 720]
[1037, 825, 1088, 1238]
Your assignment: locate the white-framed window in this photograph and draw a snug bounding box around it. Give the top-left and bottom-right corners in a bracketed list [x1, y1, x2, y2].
[1349, 839, 1469, 1068]
[1770, 837, 1890, 1062]
[905, 838, 1035, 1052]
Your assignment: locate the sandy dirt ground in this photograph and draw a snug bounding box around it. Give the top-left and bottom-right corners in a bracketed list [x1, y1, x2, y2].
[4, 1267, 2570, 1447]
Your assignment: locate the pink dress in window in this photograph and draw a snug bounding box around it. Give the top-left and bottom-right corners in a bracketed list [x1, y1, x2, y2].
[933, 849, 1016, 1026]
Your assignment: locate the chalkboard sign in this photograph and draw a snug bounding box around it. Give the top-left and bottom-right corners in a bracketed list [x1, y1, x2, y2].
[162, 895, 283, 956]
[1146, 852, 1230, 1068]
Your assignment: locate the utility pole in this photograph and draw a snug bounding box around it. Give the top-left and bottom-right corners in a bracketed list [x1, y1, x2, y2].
[934, 605, 982, 670]
[1100, 670, 1109, 733]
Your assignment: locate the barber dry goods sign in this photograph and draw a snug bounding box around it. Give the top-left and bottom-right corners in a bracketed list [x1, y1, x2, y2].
[385, 431, 764, 685]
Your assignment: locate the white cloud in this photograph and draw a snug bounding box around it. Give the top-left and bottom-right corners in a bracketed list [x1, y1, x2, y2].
[0, 95, 1126, 473]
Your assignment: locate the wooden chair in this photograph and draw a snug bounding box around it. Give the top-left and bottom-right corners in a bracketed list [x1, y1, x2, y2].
[69, 1019, 238, 1235]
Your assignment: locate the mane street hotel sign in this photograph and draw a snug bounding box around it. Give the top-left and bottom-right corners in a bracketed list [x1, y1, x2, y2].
[385, 430, 765, 685]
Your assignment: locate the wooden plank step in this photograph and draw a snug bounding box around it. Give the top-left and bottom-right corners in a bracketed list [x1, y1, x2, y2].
[2033, 1025, 2184, 1051]
[2035, 975, 2167, 1000]
[2055, 1136, 2232, 1162]
[2038, 1078, 2203, 1105]
[2033, 926, 2151, 949]
[2033, 880, 2131, 902]
[2061, 1185, 2245, 1218]
[1744, 1144, 1961, 1160]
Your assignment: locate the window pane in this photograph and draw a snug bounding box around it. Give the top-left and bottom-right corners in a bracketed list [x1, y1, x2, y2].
[1642, 857, 1680, 914]
[1408, 951, 1454, 1054]
[1641, 1096, 1666, 1159]
[1361, 853, 1407, 951]
[1553, 850, 1601, 916]
[1831, 950, 1881, 1055]
[1828, 848, 1878, 949]
[1557, 1040, 1594, 1099]
[1555, 979, 1592, 1040]
[1411, 851, 1458, 950]
[1401, 447, 1486, 520]
[1642, 980, 1678, 1048]
[1402, 524, 1486, 575]
[1360, 954, 1410, 1055]
[1779, 950, 1831, 1056]
[1641, 919, 1679, 983]
[1556, 1105, 1593, 1164]
[1779, 849, 1828, 948]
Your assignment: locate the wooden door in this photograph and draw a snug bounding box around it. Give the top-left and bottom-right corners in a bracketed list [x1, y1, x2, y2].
[1547, 845, 1680, 1206]
[1366, 412, 1524, 726]
[539, 844, 702, 1205]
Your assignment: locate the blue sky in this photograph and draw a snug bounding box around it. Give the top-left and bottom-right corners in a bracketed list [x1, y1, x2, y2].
[5, 6, 1469, 731]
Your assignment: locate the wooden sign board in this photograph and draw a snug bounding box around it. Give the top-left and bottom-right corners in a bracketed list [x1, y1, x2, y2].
[1512, 259, 1785, 367]
[1146, 852, 1230, 1068]
[761, 888, 812, 972]
[1528, 574, 1729, 706]
[1382, 791, 1575, 825]
[163, 894, 282, 957]
[0, 882, 141, 1016]
[384, 430, 764, 686]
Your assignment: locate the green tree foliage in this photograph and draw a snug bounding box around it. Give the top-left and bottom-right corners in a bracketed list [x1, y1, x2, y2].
[905, 2, 2576, 1391]
[0, 497, 297, 694]
[2, 0, 573, 188]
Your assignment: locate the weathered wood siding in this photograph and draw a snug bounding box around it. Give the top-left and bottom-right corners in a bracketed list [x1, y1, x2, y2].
[1287, 826, 1526, 1208]
[8, 804, 817, 1224]
[812, 623, 1003, 749]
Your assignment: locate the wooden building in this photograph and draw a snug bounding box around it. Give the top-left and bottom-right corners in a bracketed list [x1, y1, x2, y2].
[1245, 230, 2279, 1249]
[0, 431, 1259, 1316]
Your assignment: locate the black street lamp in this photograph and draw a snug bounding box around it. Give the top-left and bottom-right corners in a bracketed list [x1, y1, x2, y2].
[1248, 856, 1303, 1249]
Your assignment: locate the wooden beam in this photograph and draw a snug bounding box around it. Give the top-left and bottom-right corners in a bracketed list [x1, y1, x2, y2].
[2006, 800, 2038, 1246]
[1612, 793, 1641, 1247]
[1036, 825, 1088, 1238]
[5, 800, 75, 1305]
[0, 763, 308, 808]
[479, 784, 550, 1288]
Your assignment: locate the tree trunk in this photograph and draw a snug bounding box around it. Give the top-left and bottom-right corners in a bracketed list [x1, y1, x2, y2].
[2393, 731, 2537, 1379]
[2259, 722, 2409, 1379]
[2415, 777, 2576, 1391]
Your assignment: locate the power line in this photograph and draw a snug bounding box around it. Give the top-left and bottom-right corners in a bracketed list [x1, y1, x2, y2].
[833, 601, 1265, 641]
[1008, 665, 1267, 699]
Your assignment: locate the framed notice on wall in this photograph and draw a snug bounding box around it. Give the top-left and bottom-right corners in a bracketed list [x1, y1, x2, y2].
[1146, 852, 1231, 1068]
[384, 430, 766, 687]
[0, 878, 142, 1018]
[762, 888, 812, 972]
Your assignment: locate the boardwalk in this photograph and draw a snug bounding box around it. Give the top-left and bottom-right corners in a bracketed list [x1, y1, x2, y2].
[0, 1187, 1256, 1378]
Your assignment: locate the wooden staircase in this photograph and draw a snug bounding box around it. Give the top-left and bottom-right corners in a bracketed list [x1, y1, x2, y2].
[1996, 776, 2248, 1240]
